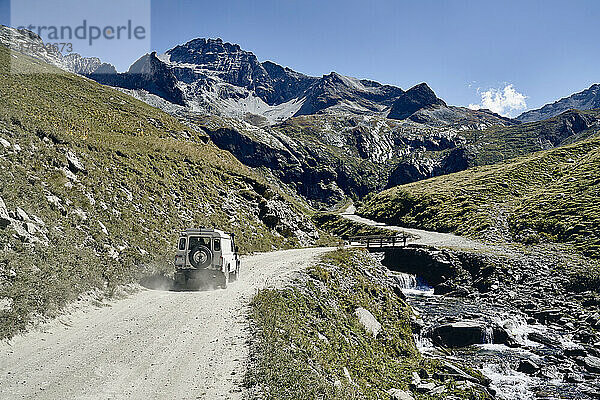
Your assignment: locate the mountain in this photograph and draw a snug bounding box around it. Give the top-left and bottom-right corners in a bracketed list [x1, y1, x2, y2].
[9, 25, 588, 209]
[387, 82, 446, 120]
[91, 52, 186, 106]
[137, 38, 408, 123]
[0, 24, 519, 130]
[0, 24, 518, 208]
[166, 38, 317, 107]
[294, 72, 404, 117]
[112, 40, 516, 126]
[517, 84, 600, 122]
[388, 82, 518, 127]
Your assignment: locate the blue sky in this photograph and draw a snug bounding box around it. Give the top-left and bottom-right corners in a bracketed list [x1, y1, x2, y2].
[2, 0, 599, 115]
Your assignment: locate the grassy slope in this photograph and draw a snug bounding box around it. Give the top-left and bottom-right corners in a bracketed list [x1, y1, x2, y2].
[312, 213, 396, 240]
[247, 249, 489, 399]
[463, 109, 600, 166]
[359, 134, 600, 259]
[0, 46, 314, 338]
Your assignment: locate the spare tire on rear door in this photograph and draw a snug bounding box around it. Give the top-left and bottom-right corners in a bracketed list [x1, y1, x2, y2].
[188, 245, 212, 269]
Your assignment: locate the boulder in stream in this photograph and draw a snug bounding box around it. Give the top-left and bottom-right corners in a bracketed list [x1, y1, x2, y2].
[517, 359, 540, 375]
[429, 321, 495, 347]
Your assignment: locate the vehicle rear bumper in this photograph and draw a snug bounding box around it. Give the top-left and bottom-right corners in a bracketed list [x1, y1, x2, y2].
[175, 268, 223, 283]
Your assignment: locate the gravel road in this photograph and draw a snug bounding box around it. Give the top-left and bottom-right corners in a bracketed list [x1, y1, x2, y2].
[0, 247, 332, 400]
[341, 204, 489, 250]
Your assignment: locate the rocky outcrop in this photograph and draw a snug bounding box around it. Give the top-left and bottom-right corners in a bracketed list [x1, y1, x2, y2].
[379, 245, 520, 297]
[386, 147, 470, 188]
[261, 61, 317, 105]
[388, 389, 415, 400]
[63, 53, 117, 75]
[0, 196, 10, 228]
[380, 245, 471, 291]
[0, 196, 48, 245]
[536, 109, 600, 145]
[202, 125, 347, 204]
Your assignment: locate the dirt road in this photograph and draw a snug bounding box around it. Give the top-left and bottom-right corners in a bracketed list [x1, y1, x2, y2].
[341, 204, 489, 250]
[0, 247, 332, 400]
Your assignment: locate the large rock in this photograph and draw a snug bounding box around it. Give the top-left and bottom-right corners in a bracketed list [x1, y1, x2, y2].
[0, 196, 10, 228]
[517, 359, 540, 375]
[387, 389, 415, 400]
[528, 331, 560, 348]
[429, 322, 493, 348]
[15, 207, 30, 221]
[355, 307, 381, 338]
[583, 356, 600, 373]
[66, 151, 86, 173]
[381, 246, 465, 288]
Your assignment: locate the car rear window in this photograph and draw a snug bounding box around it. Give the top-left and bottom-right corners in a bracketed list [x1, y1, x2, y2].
[214, 238, 221, 251]
[189, 236, 211, 249]
[178, 237, 186, 250]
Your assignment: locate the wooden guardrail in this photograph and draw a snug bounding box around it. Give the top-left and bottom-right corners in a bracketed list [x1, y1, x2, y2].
[348, 234, 410, 248]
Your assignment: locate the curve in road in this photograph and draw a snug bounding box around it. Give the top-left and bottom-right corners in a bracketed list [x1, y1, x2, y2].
[0, 247, 333, 400]
[341, 204, 489, 251]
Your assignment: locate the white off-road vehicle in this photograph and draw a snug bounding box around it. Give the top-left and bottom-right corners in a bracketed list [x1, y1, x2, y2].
[174, 228, 240, 289]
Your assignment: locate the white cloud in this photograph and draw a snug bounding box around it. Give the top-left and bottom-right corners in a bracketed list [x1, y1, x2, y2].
[468, 84, 527, 117]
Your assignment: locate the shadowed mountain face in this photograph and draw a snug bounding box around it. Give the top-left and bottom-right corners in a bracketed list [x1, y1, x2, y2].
[294, 72, 405, 116]
[387, 83, 447, 120]
[518, 84, 600, 122]
[91, 52, 186, 106]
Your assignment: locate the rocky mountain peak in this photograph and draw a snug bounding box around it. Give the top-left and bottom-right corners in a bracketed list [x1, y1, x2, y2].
[387, 82, 447, 120]
[165, 37, 276, 102]
[167, 37, 247, 61]
[89, 51, 185, 105]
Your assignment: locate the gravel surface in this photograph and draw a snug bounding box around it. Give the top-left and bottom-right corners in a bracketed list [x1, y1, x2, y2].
[342, 205, 489, 250]
[0, 247, 333, 400]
